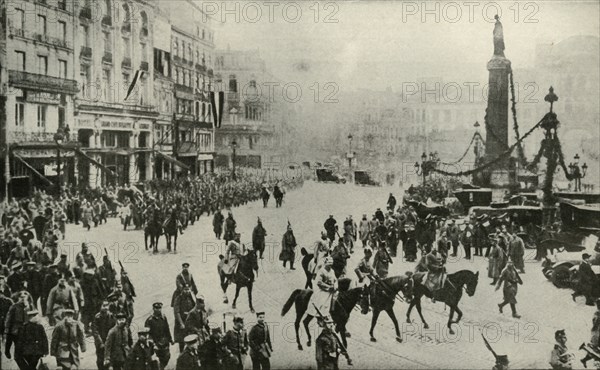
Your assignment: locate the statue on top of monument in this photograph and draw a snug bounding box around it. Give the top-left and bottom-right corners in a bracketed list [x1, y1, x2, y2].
[493, 14, 505, 57]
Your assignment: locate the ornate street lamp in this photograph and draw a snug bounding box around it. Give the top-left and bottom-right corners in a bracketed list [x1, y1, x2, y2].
[569, 153, 587, 192]
[347, 134, 353, 168]
[414, 151, 428, 184]
[54, 128, 65, 195]
[231, 139, 237, 180]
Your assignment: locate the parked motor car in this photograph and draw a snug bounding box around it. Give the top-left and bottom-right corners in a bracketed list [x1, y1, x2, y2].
[542, 234, 600, 289]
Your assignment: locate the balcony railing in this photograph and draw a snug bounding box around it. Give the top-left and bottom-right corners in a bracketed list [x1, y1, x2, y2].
[79, 6, 92, 19]
[80, 46, 92, 59]
[102, 15, 112, 26]
[9, 70, 79, 94]
[102, 52, 113, 64]
[122, 58, 132, 69]
[140, 61, 149, 71]
[46, 36, 69, 49]
[175, 84, 193, 95]
[9, 27, 25, 38]
[10, 131, 79, 144]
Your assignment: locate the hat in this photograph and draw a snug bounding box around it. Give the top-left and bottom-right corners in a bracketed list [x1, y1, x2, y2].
[211, 327, 222, 335]
[256, 311, 265, 316]
[320, 315, 334, 324]
[555, 329, 566, 339]
[138, 327, 150, 335]
[62, 309, 75, 316]
[60, 254, 67, 258]
[26, 261, 36, 266]
[27, 309, 39, 316]
[116, 313, 127, 319]
[152, 302, 163, 309]
[11, 261, 22, 270]
[182, 262, 190, 268]
[233, 316, 244, 323]
[184, 334, 198, 344]
[583, 253, 591, 259]
[195, 294, 205, 302]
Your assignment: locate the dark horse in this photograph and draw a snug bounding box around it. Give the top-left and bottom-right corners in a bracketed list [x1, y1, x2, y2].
[144, 209, 162, 253]
[218, 250, 259, 312]
[163, 210, 180, 252]
[407, 270, 479, 335]
[361, 274, 414, 343]
[281, 278, 361, 350]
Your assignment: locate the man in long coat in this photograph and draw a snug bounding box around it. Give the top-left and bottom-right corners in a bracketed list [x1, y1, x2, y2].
[213, 210, 224, 239]
[171, 263, 198, 307]
[279, 224, 297, 270]
[50, 309, 86, 370]
[185, 295, 210, 347]
[252, 219, 267, 259]
[324, 216, 337, 246]
[573, 253, 597, 306]
[174, 284, 196, 352]
[124, 327, 157, 370]
[224, 212, 237, 244]
[508, 231, 525, 273]
[104, 313, 133, 370]
[16, 309, 49, 370]
[496, 260, 523, 319]
[358, 214, 370, 248]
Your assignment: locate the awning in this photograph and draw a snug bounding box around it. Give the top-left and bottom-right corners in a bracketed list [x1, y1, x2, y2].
[74, 148, 118, 177]
[12, 153, 53, 185]
[155, 151, 190, 171]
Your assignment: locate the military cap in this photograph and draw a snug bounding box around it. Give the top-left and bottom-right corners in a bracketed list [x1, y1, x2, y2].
[233, 316, 244, 323]
[554, 329, 566, 339]
[184, 334, 198, 344]
[116, 313, 127, 319]
[60, 254, 67, 258]
[211, 327, 223, 334]
[583, 253, 591, 259]
[182, 262, 190, 268]
[62, 309, 75, 316]
[26, 261, 36, 266]
[11, 261, 22, 270]
[256, 312, 265, 317]
[152, 302, 163, 309]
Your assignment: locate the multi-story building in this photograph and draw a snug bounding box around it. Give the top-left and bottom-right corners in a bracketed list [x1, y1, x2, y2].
[1, 0, 80, 196]
[160, 0, 216, 176]
[74, 0, 157, 187]
[214, 48, 283, 169]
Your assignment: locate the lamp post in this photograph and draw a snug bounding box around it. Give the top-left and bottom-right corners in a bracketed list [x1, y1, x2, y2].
[347, 134, 353, 168]
[569, 153, 587, 192]
[231, 139, 237, 180]
[54, 128, 65, 195]
[414, 151, 428, 185]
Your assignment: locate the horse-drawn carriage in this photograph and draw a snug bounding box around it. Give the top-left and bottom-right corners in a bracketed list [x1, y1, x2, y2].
[354, 170, 381, 187]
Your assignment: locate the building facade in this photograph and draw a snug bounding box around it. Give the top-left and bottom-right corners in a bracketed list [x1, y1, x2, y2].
[214, 48, 283, 169]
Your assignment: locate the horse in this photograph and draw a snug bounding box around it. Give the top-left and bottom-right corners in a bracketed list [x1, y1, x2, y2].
[281, 278, 361, 350]
[163, 211, 180, 252]
[218, 249, 259, 312]
[144, 209, 162, 253]
[361, 274, 414, 343]
[407, 270, 479, 335]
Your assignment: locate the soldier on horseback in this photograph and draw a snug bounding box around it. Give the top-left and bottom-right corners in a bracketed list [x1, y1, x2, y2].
[222, 233, 245, 285]
[306, 257, 337, 318]
[415, 247, 446, 299]
[310, 232, 330, 278]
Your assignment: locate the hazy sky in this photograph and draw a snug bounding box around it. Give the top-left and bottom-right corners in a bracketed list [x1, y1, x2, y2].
[208, 1, 599, 91]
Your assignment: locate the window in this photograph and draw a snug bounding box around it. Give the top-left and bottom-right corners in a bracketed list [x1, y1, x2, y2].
[80, 64, 91, 97]
[187, 45, 192, 61]
[58, 107, 65, 128]
[103, 31, 111, 52]
[37, 55, 48, 75]
[141, 42, 147, 62]
[181, 41, 185, 59]
[81, 24, 89, 47]
[57, 0, 66, 10]
[123, 37, 131, 58]
[103, 69, 111, 101]
[173, 38, 178, 56]
[15, 51, 25, 71]
[37, 105, 47, 128]
[15, 9, 25, 30]
[59, 60, 67, 78]
[15, 101, 24, 127]
[122, 73, 130, 87]
[58, 21, 67, 42]
[37, 15, 46, 36]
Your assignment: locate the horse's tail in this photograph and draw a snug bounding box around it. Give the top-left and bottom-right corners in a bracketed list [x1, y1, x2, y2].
[281, 289, 302, 317]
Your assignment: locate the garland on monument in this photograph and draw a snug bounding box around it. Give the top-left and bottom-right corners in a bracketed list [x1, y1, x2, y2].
[439, 132, 485, 166]
[509, 69, 528, 166]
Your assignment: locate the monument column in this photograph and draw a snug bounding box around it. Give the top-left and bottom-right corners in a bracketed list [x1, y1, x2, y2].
[484, 15, 511, 186]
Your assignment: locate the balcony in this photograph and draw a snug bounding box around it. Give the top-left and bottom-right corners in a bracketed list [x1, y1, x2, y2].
[195, 63, 206, 72]
[79, 6, 92, 19]
[46, 36, 70, 49]
[174, 84, 193, 95]
[9, 70, 79, 94]
[10, 131, 79, 145]
[80, 46, 92, 59]
[102, 15, 112, 26]
[9, 27, 25, 38]
[122, 58, 132, 69]
[140, 61, 149, 71]
[102, 52, 113, 64]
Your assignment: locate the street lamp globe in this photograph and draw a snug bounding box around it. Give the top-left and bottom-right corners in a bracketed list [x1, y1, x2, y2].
[54, 131, 64, 145]
[421, 152, 427, 162]
[231, 139, 237, 149]
[582, 162, 588, 176]
[574, 153, 580, 165]
[348, 134, 353, 141]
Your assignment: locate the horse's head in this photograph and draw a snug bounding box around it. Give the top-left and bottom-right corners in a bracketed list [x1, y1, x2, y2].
[246, 249, 259, 272]
[465, 270, 479, 297]
[402, 272, 415, 301]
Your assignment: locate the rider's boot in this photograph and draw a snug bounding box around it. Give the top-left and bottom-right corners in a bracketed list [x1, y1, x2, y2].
[290, 261, 296, 270]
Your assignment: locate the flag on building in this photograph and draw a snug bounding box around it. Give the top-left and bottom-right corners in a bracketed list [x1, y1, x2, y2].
[210, 91, 224, 128]
[125, 70, 145, 101]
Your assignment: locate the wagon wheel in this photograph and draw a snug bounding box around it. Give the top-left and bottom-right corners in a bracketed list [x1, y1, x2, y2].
[551, 265, 573, 289]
